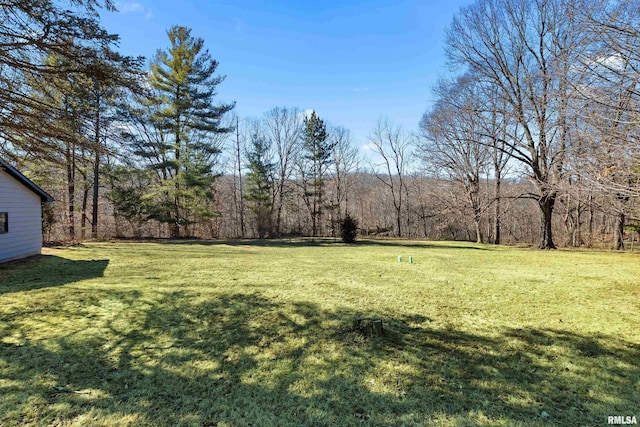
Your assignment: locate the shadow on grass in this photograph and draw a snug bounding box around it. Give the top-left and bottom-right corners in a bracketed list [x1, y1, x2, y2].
[0, 255, 109, 295]
[355, 239, 490, 250]
[0, 290, 637, 426]
[134, 237, 491, 251]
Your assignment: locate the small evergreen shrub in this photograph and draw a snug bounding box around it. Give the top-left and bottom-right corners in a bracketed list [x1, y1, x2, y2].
[341, 214, 359, 243]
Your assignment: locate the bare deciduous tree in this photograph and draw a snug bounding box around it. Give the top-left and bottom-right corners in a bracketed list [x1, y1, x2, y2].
[329, 126, 359, 230]
[446, 0, 590, 248]
[419, 75, 489, 243]
[368, 119, 411, 237]
[263, 107, 303, 236]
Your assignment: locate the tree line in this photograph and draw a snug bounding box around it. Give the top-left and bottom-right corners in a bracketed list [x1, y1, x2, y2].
[0, 0, 638, 249]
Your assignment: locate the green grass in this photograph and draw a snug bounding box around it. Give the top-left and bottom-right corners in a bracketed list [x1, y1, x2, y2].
[0, 239, 638, 426]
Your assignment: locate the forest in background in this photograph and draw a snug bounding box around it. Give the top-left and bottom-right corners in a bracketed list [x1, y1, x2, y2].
[1, 0, 639, 249]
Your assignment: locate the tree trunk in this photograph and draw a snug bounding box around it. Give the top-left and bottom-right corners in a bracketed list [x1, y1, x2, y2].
[539, 192, 556, 249]
[474, 220, 483, 244]
[170, 217, 180, 238]
[92, 92, 101, 240]
[573, 198, 582, 247]
[91, 150, 100, 239]
[311, 200, 318, 237]
[404, 184, 411, 238]
[587, 194, 594, 247]
[420, 205, 429, 238]
[613, 210, 625, 250]
[466, 179, 482, 244]
[67, 143, 76, 241]
[171, 207, 181, 238]
[493, 178, 501, 244]
[81, 179, 89, 240]
[330, 200, 336, 238]
[472, 201, 482, 244]
[114, 210, 121, 239]
[276, 183, 285, 236]
[173, 110, 181, 239]
[235, 118, 245, 238]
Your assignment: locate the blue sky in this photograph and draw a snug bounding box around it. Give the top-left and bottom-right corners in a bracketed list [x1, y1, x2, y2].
[102, 0, 471, 151]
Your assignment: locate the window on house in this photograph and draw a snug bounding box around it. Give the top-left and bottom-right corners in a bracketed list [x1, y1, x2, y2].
[0, 213, 7, 234]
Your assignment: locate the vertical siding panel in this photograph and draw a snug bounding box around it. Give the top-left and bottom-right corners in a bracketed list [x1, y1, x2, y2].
[0, 169, 44, 262]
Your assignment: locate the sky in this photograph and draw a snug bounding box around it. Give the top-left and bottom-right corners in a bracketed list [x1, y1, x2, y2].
[101, 0, 472, 153]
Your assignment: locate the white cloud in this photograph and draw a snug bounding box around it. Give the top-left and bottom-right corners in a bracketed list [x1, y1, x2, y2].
[361, 141, 378, 152]
[116, 2, 144, 13]
[116, 2, 153, 19]
[353, 87, 370, 93]
[598, 54, 625, 71]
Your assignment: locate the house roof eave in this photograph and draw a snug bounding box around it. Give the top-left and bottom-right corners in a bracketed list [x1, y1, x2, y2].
[0, 158, 55, 203]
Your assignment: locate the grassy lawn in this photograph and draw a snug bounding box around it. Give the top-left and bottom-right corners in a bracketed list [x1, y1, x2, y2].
[0, 239, 638, 426]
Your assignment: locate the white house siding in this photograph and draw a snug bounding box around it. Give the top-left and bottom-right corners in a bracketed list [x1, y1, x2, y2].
[0, 168, 44, 262]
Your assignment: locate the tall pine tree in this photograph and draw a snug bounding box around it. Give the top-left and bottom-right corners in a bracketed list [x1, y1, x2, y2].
[245, 132, 274, 238]
[85, 47, 143, 239]
[300, 111, 335, 237]
[138, 25, 234, 237]
[19, 48, 142, 241]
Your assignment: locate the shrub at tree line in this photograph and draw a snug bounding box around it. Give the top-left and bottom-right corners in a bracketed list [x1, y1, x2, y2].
[341, 214, 358, 243]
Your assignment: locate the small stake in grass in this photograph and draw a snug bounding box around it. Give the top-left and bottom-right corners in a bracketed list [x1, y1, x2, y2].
[398, 256, 402, 263]
[409, 256, 413, 264]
